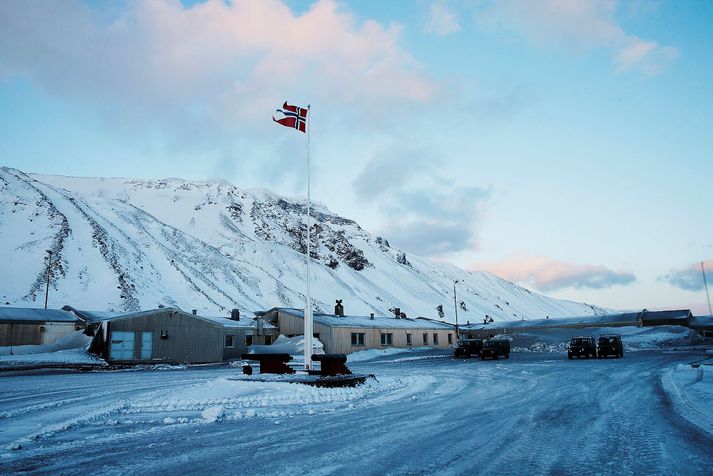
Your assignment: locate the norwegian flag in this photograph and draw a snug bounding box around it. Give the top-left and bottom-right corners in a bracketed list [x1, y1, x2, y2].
[273, 101, 308, 133]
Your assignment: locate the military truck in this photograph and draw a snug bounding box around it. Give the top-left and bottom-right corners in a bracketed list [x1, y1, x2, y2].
[568, 336, 597, 359]
[480, 339, 510, 360]
[598, 334, 623, 358]
[454, 339, 484, 358]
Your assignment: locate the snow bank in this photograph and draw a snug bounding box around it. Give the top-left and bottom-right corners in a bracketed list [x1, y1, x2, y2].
[347, 346, 432, 362]
[118, 373, 419, 427]
[247, 335, 324, 356]
[0, 348, 106, 369]
[662, 363, 713, 438]
[0, 330, 92, 356]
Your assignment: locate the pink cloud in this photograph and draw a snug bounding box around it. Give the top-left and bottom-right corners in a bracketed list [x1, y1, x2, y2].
[473, 256, 635, 292]
[0, 0, 438, 123]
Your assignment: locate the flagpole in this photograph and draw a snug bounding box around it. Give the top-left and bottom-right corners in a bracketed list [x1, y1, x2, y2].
[304, 104, 313, 371]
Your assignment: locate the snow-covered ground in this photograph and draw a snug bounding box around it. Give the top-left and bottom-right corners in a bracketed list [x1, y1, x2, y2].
[1, 349, 711, 474]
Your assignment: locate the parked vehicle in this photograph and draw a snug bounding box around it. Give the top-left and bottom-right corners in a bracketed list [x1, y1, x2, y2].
[568, 336, 597, 359]
[454, 339, 484, 358]
[598, 334, 623, 358]
[480, 339, 510, 360]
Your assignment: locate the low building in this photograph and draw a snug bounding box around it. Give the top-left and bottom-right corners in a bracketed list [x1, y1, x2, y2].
[460, 309, 695, 339]
[261, 308, 455, 354]
[689, 315, 713, 338]
[65, 307, 276, 364]
[0, 307, 82, 347]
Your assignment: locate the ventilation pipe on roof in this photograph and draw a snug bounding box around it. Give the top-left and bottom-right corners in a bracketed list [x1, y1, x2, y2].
[231, 309, 240, 321]
[370, 313, 374, 320]
[192, 309, 197, 315]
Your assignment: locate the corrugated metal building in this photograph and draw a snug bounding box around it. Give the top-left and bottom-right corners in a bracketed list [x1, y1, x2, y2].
[66, 307, 277, 364]
[0, 307, 82, 347]
[261, 308, 455, 354]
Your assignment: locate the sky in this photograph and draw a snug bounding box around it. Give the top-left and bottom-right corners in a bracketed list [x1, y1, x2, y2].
[1, 0, 712, 314]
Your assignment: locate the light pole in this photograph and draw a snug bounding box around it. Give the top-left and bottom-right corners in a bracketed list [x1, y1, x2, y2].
[702, 261, 712, 316]
[44, 250, 52, 309]
[453, 280, 460, 342]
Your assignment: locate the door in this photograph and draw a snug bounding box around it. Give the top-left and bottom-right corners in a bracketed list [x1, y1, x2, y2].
[110, 331, 135, 360]
[141, 332, 153, 360]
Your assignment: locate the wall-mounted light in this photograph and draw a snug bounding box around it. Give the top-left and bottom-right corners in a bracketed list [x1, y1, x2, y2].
[160, 330, 169, 339]
[39, 325, 46, 332]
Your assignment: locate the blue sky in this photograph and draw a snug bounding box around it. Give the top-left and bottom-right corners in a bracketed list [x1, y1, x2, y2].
[1, 0, 712, 314]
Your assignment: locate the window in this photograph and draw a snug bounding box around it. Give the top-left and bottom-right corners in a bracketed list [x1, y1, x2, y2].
[433, 333, 439, 345]
[225, 334, 235, 348]
[351, 333, 365, 346]
[381, 333, 393, 346]
[313, 333, 320, 340]
[448, 333, 453, 344]
[245, 335, 253, 346]
[423, 333, 428, 345]
[406, 333, 412, 346]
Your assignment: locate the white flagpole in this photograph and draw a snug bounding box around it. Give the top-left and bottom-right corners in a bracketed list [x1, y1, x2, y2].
[304, 104, 313, 371]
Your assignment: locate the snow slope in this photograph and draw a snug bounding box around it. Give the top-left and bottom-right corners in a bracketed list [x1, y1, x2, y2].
[0, 167, 610, 321]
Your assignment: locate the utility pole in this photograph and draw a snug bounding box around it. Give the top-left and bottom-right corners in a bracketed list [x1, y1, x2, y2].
[453, 280, 460, 343]
[702, 261, 712, 316]
[44, 250, 52, 309]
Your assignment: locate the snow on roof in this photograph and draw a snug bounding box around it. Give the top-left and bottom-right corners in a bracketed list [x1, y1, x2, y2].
[690, 315, 713, 327]
[63, 306, 275, 330]
[63, 307, 156, 323]
[277, 308, 453, 330]
[461, 313, 642, 331]
[201, 315, 276, 330]
[461, 309, 694, 331]
[0, 307, 80, 323]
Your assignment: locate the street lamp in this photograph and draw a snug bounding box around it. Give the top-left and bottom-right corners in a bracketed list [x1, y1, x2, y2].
[44, 250, 52, 309]
[453, 280, 460, 342]
[702, 261, 712, 317]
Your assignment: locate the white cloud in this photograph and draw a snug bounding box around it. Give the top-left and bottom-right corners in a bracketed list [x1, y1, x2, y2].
[425, 2, 461, 37]
[476, 0, 678, 74]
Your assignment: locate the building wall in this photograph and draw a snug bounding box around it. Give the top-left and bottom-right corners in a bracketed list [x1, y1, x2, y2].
[0, 321, 77, 346]
[276, 311, 454, 354]
[107, 310, 223, 363]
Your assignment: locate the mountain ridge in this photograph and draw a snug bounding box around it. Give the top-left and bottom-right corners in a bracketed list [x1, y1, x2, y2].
[0, 166, 611, 322]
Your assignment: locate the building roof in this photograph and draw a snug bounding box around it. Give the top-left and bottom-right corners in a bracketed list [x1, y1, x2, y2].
[460, 309, 693, 331]
[201, 315, 276, 330]
[460, 313, 640, 331]
[0, 307, 80, 323]
[690, 315, 713, 327]
[63, 306, 155, 323]
[63, 306, 274, 330]
[275, 308, 453, 330]
[639, 309, 692, 321]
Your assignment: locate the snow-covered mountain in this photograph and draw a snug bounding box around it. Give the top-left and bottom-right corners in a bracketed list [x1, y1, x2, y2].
[0, 167, 610, 322]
